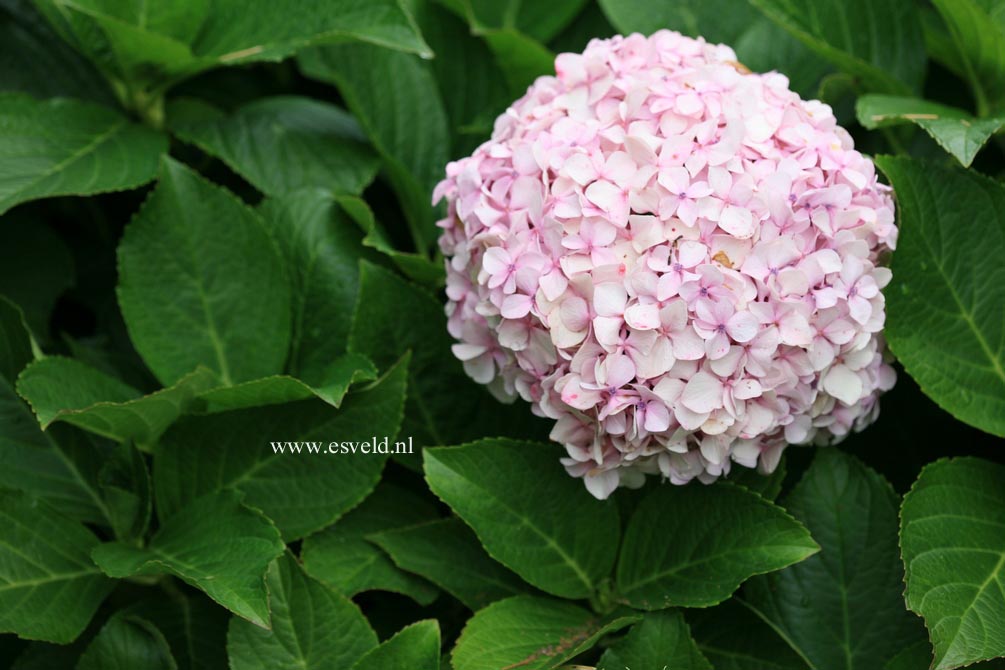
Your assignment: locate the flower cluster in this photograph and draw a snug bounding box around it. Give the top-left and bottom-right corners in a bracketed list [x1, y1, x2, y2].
[434, 31, 897, 499]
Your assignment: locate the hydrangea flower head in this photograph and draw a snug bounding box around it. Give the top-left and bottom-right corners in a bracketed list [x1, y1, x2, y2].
[434, 31, 897, 499]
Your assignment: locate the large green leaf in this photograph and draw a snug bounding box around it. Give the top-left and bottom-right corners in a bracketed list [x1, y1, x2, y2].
[16, 357, 217, 445]
[857, 95, 1004, 166]
[0, 218, 74, 339]
[117, 157, 290, 387]
[929, 0, 1005, 115]
[900, 458, 1005, 669]
[348, 262, 549, 449]
[350, 620, 440, 670]
[0, 300, 111, 525]
[616, 482, 818, 609]
[687, 600, 810, 670]
[190, 0, 431, 61]
[599, 611, 712, 670]
[300, 481, 440, 604]
[227, 553, 378, 670]
[155, 355, 407, 540]
[298, 44, 449, 251]
[0, 0, 113, 103]
[749, 0, 925, 94]
[92, 490, 285, 629]
[0, 379, 111, 525]
[874, 156, 1005, 437]
[0, 490, 113, 643]
[424, 439, 619, 600]
[0, 93, 165, 215]
[371, 517, 527, 610]
[32, 0, 430, 101]
[259, 190, 379, 380]
[170, 97, 379, 197]
[451, 595, 638, 670]
[77, 615, 176, 670]
[744, 450, 924, 669]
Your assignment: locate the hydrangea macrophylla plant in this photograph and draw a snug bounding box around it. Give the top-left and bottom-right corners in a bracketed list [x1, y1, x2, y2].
[435, 31, 897, 499]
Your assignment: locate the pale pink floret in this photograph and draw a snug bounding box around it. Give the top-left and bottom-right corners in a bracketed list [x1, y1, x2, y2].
[435, 31, 897, 499]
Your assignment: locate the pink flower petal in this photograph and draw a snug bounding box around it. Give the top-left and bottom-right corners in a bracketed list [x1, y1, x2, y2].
[681, 371, 725, 413]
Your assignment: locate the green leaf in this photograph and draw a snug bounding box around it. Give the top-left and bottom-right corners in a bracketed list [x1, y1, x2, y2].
[0, 305, 113, 525]
[92, 490, 285, 628]
[170, 96, 379, 197]
[0, 218, 74, 339]
[874, 156, 1005, 437]
[0, 0, 114, 104]
[259, 190, 379, 379]
[196, 354, 377, 413]
[424, 439, 619, 600]
[900, 457, 1005, 669]
[98, 441, 152, 542]
[0, 93, 166, 215]
[348, 262, 548, 449]
[687, 600, 810, 670]
[77, 615, 176, 670]
[370, 517, 527, 610]
[298, 44, 449, 251]
[227, 553, 378, 670]
[16, 357, 217, 445]
[929, 0, 1005, 115]
[744, 450, 924, 669]
[0, 490, 113, 643]
[155, 355, 408, 540]
[117, 156, 291, 387]
[123, 590, 229, 670]
[599, 611, 712, 670]
[749, 0, 925, 94]
[350, 620, 440, 670]
[301, 481, 440, 605]
[0, 384, 111, 524]
[616, 482, 819, 609]
[32, 0, 430, 98]
[190, 0, 432, 62]
[451, 595, 638, 670]
[857, 95, 1004, 166]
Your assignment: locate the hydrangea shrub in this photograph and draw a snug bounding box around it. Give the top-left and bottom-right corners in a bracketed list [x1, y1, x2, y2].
[0, 1, 1003, 669]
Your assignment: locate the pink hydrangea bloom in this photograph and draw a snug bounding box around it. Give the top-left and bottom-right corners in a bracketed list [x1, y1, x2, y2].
[434, 31, 897, 500]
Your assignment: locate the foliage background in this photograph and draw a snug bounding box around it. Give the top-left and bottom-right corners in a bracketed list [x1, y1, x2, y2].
[0, 0, 1003, 668]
